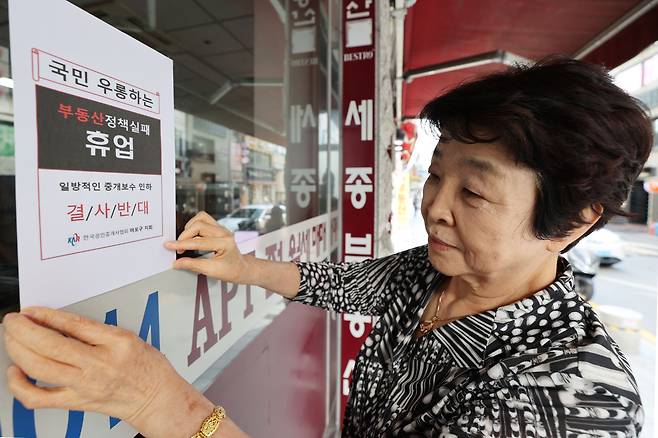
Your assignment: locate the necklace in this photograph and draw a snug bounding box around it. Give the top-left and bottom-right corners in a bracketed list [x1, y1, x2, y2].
[417, 286, 448, 336]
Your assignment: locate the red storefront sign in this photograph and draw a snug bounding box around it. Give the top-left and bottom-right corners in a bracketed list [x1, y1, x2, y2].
[340, 0, 376, 423]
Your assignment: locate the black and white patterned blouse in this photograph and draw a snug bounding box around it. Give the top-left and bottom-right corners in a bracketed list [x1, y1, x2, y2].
[290, 245, 643, 437]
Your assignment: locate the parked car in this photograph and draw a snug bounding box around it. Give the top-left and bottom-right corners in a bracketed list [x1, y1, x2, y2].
[577, 228, 625, 267]
[565, 243, 600, 301]
[218, 204, 286, 235]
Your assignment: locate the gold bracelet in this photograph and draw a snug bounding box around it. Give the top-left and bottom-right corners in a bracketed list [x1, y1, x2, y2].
[191, 406, 226, 438]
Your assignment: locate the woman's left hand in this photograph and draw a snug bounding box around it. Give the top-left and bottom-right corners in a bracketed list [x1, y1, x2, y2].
[3, 307, 214, 438]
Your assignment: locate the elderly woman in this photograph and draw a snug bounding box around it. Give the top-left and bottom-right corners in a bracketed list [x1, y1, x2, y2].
[3, 57, 652, 437]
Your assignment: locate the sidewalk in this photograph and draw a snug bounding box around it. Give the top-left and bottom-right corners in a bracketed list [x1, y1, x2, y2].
[625, 338, 655, 437]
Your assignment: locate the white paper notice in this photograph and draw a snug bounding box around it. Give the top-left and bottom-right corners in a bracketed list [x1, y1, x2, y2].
[9, 0, 175, 308]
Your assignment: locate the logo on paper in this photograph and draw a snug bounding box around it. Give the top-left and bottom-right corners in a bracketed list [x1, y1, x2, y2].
[67, 233, 81, 247]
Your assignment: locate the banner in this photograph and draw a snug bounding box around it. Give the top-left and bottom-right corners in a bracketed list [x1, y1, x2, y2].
[340, 0, 376, 422]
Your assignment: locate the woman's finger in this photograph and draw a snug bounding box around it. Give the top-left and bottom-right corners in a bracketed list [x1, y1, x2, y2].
[183, 212, 232, 237]
[176, 221, 227, 243]
[172, 257, 218, 276]
[165, 237, 227, 253]
[7, 365, 73, 410]
[3, 312, 94, 366]
[5, 332, 79, 386]
[183, 211, 211, 229]
[18, 307, 117, 348]
[183, 211, 219, 231]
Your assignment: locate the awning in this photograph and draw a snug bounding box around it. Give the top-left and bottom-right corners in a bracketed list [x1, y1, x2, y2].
[402, 0, 658, 118]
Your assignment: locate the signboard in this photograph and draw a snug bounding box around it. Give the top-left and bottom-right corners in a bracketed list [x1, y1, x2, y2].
[340, 0, 376, 423]
[9, 0, 175, 308]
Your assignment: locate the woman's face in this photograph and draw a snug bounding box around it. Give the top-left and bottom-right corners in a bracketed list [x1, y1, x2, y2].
[421, 138, 550, 279]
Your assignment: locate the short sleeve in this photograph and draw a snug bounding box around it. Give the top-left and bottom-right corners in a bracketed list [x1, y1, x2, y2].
[287, 249, 410, 316]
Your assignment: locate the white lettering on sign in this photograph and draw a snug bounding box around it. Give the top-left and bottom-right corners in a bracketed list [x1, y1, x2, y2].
[344, 233, 372, 262]
[345, 99, 373, 141]
[292, 0, 316, 26]
[345, 167, 373, 209]
[342, 358, 355, 396]
[345, 0, 372, 19]
[289, 104, 317, 143]
[85, 130, 135, 160]
[344, 313, 372, 338]
[345, 1, 373, 48]
[343, 50, 374, 62]
[290, 57, 319, 67]
[290, 0, 317, 54]
[291, 168, 316, 208]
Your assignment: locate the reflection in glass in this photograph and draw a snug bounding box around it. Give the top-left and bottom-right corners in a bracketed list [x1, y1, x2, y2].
[0, 0, 338, 310]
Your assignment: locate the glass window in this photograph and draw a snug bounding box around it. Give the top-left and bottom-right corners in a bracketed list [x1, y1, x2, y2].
[0, 0, 341, 313]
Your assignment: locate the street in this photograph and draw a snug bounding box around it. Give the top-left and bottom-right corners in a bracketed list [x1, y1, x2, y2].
[594, 224, 658, 336]
[593, 223, 657, 438]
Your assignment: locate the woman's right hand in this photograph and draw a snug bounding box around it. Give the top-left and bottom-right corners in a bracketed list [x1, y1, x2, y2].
[164, 211, 252, 284]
